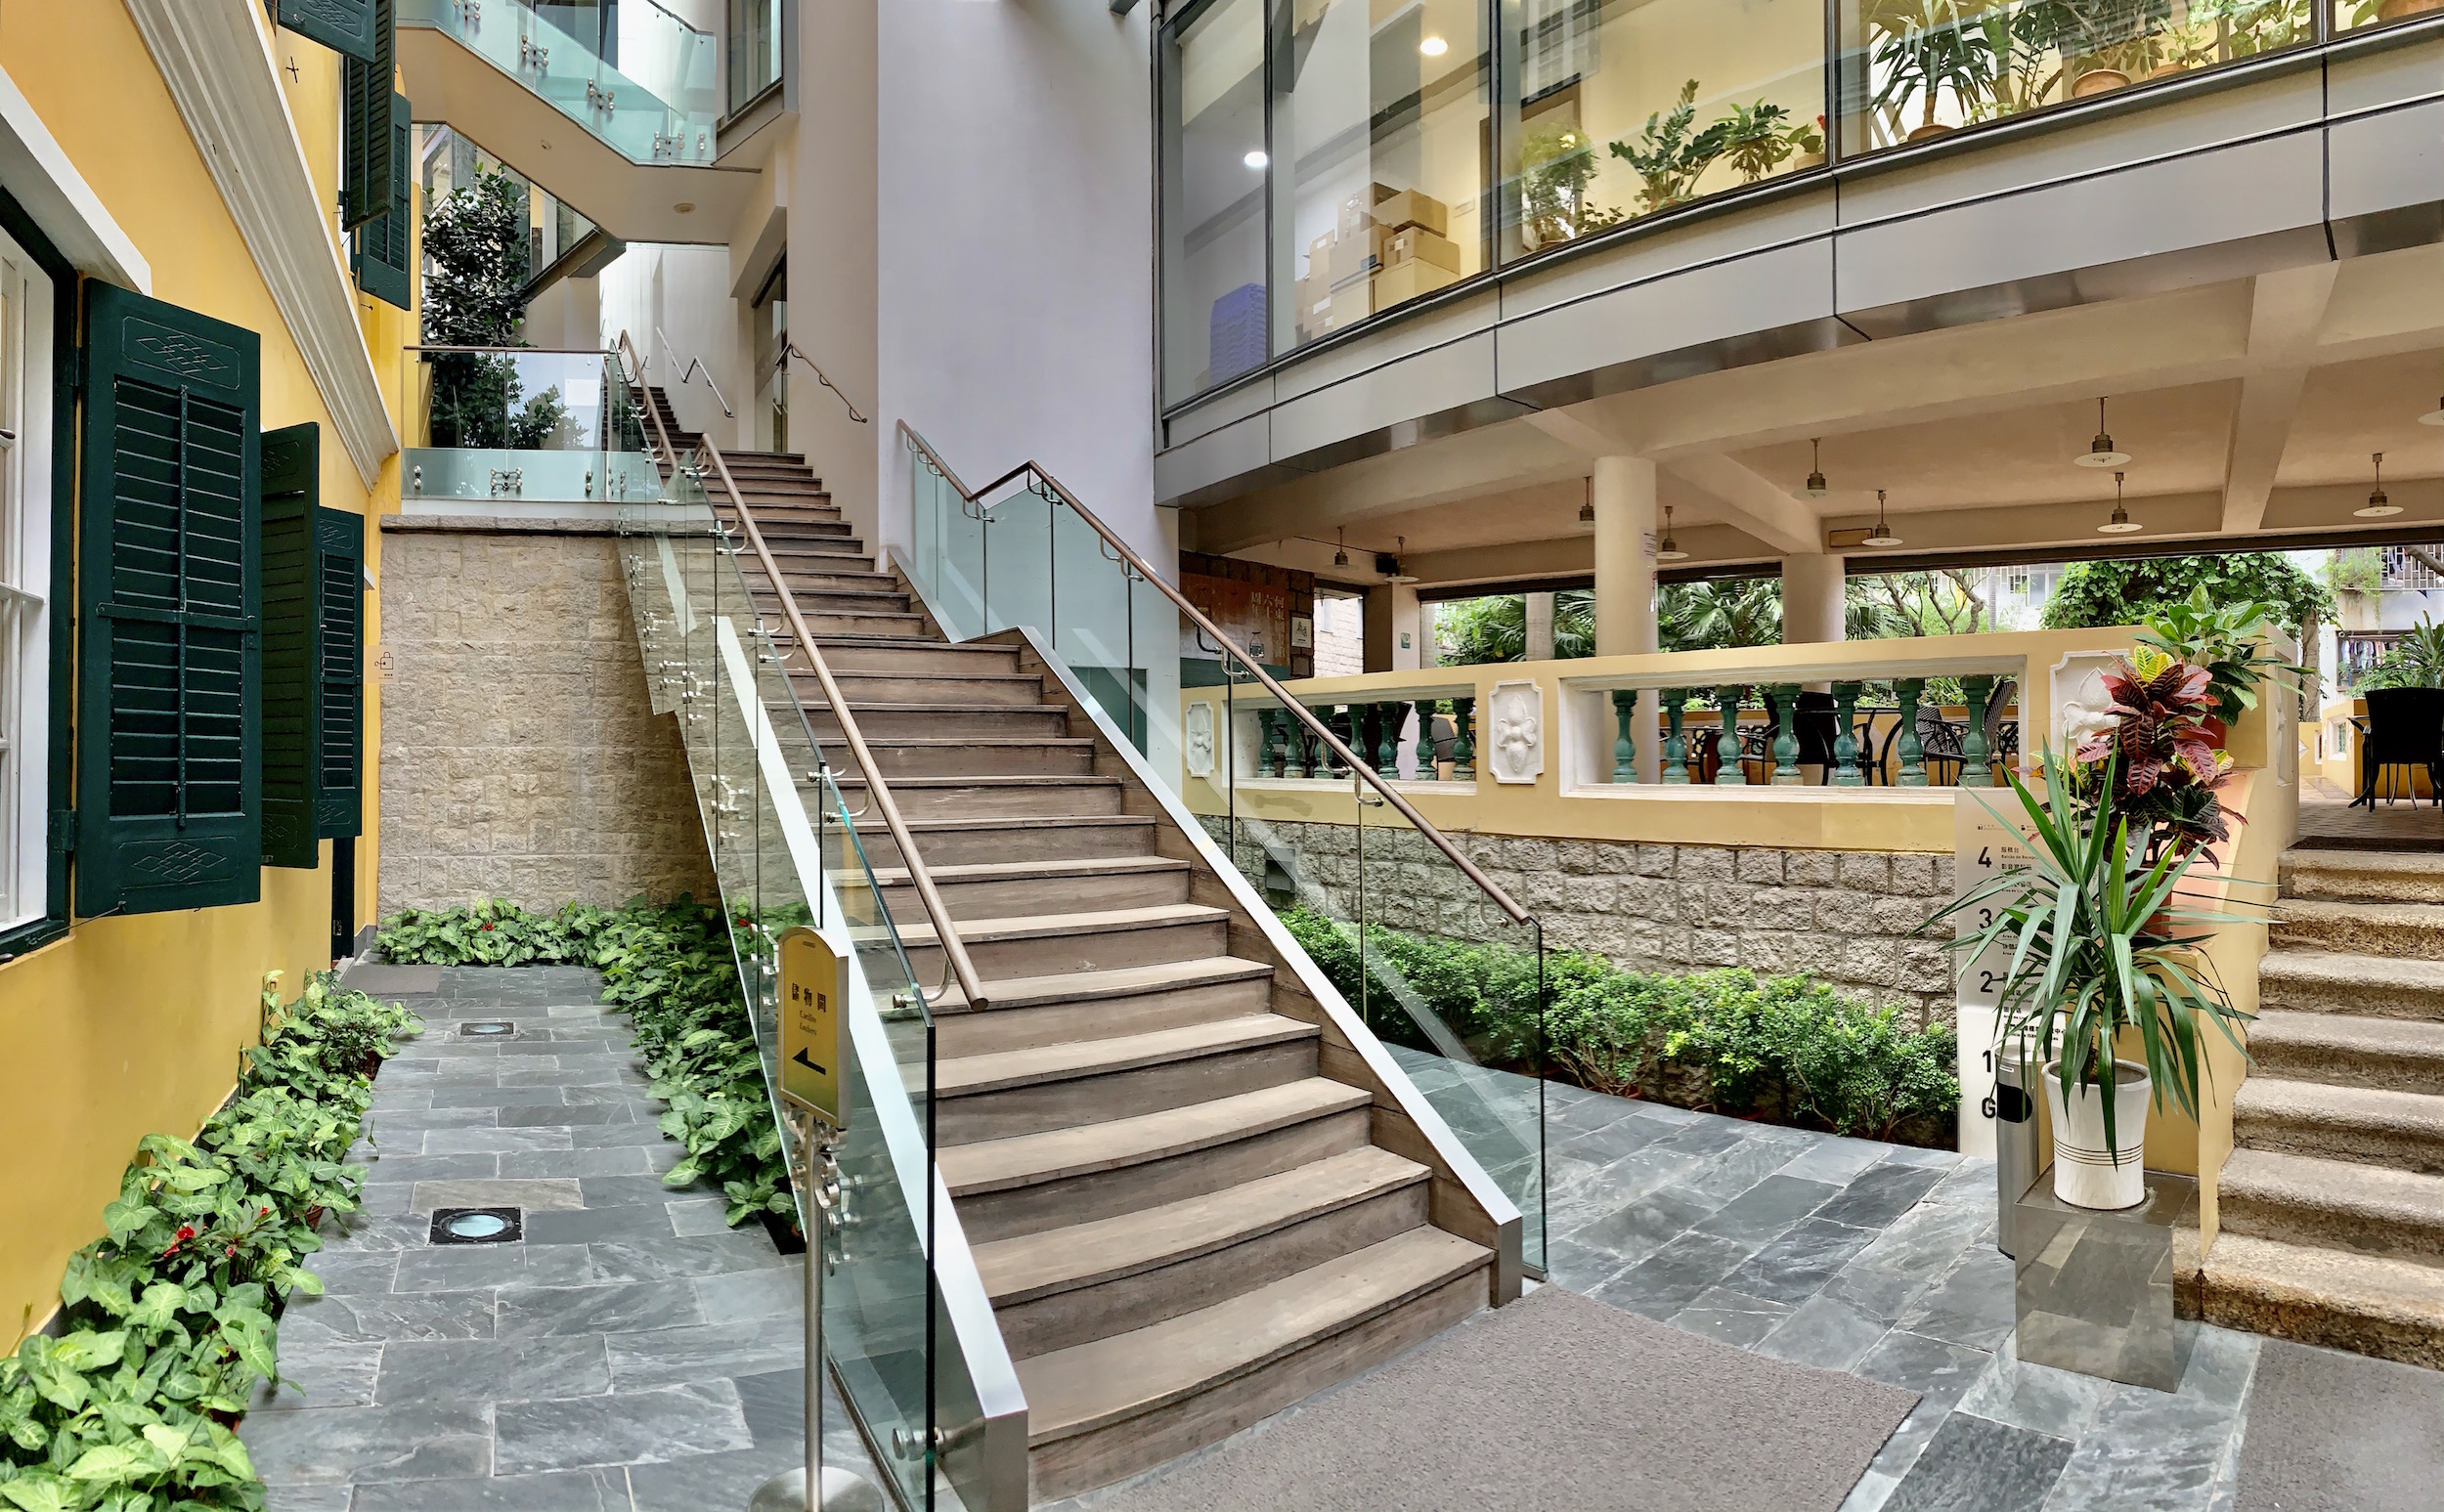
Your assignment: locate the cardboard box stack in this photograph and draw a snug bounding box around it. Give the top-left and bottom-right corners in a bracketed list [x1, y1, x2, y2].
[1370, 186, 1458, 309]
[1292, 183, 1464, 341]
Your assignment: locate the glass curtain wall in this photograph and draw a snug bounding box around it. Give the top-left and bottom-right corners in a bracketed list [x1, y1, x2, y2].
[1161, 0, 2350, 404]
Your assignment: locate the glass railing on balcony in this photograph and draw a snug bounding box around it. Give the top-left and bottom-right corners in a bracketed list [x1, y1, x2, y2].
[403, 346, 662, 504]
[896, 423, 1549, 1273]
[617, 461, 1024, 1512]
[728, 0, 784, 114]
[401, 0, 719, 163]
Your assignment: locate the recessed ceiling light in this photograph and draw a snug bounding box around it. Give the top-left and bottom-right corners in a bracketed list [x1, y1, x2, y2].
[1419, 35, 1449, 56]
[1861, 490, 1902, 547]
[2357, 452, 2402, 518]
[1655, 505, 1689, 561]
[674, 201, 695, 213]
[2074, 397, 2130, 467]
[1244, 150, 1268, 169]
[1794, 437, 1830, 499]
[2098, 471, 2143, 533]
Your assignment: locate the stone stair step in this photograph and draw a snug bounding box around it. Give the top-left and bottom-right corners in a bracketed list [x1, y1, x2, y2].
[886, 901, 1231, 980]
[869, 853, 1189, 921]
[933, 957, 1278, 1058]
[2199, 1231, 2444, 1370]
[978, 1146, 1433, 1360]
[2257, 948, 2444, 1021]
[846, 814, 1158, 870]
[793, 670, 1046, 706]
[1017, 1229, 1491, 1500]
[830, 773, 1126, 820]
[2234, 1074, 2444, 1174]
[2271, 899, 2444, 961]
[2251, 1010, 2444, 1095]
[939, 1078, 1376, 1245]
[935, 1014, 1321, 1144]
[2219, 1146, 2444, 1265]
[849, 735, 1098, 778]
[796, 640, 1022, 674]
[2282, 848, 2444, 904]
[791, 700, 1067, 741]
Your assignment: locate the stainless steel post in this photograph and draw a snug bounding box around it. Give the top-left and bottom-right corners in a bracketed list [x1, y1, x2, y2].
[747, 1108, 877, 1512]
[1994, 1033, 2040, 1258]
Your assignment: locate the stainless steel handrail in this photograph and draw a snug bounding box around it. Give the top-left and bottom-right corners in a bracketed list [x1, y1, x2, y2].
[772, 341, 869, 424]
[654, 324, 735, 417]
[895, 419, 1532, 926]
[618, 333, 990, 1009]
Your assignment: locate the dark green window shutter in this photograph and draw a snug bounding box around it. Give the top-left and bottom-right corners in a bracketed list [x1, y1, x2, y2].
[314, 505, 363, 841]
[259, 423, 320, 869]
[340, 0, 396, 232]
[76, 281, 262, 917]
[278, 0, 378, 63]
[353, 94, 414, 310]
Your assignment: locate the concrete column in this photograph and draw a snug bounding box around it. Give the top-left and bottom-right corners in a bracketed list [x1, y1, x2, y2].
[1524, 591, 1556, 662]
[1782, 553, 1847, 644]
[1593, 457, 1658, 657]
[1363, 584, 1422, 671]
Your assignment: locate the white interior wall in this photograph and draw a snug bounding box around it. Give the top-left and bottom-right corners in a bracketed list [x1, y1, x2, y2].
[594, 243, 750, 446]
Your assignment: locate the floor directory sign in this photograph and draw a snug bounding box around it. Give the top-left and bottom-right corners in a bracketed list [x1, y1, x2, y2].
[778, 926, 850, 1130]
[1954, 791, 2039, 1160]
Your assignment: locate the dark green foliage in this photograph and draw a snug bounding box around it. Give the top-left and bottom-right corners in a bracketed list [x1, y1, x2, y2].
[2040, 553, 2334, 640]
[421, 166, 541, 451]
[376, 899, 793, 1227]
[1281, 908, 1958, 1143]
[0, 975, 418, 1511]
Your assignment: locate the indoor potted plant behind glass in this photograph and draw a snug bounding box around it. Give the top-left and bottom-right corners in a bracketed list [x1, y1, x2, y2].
[1935, 731, 2253, 1210]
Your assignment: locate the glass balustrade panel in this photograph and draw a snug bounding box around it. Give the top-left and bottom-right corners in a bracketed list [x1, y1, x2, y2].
[1049, 497, 1144, 749]
[728, 0, 786, 113]
[399, 0, 717, 162]
[979, 481, 1053, 645]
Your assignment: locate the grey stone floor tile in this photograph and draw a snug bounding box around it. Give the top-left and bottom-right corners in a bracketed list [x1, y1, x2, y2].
[392, 1243, 595, 1293]
[495, 1380, 754, 1475]
[280, 1290, 497, 1345]
[607, 1318, 807, 1388]
[502, 1065, 627, 1089]
[1562, 1183, 1722, 1264]
[1954, 1336, 2114, 1442]
[411, 1178, 585, 1213]
[526, 1204, 677, 1244]
[1756, 1292, 1894, 1373]
[589, 1231, 789, 1283]
[307, 1251, 402, 1297]
[566, 1120, 677, 1147]
[2041, 1382, 2240, 1511]
[1668, 1285, 1794, 1349]
[430, 1086, 570, 1108]
[1676, 1133, 1824, 1207]
[1692, 1174, 1840, 1245]
[1778, 1137, 1891, 1187]
[1726, 1216, 1881, 1304]
[626, 1445, 807, 1512]
[1655, 1116, 1754, 1159]
[2177, 1324, 2259, 1413]
[316, 1213, 438, 1253]
[346, 1468, 625, 1511]
[665, 1196, 732, 1237]
[261, 1483, 352, 1512]
[367, 1088, 434, 1112]
[694, 1265, 804, 1324]
[1884, 1409, 2072, 1512]
[497, 1281, 708, 1338]
[581, 1174, 708, 1209]
[361, 1108, 498, 1137]
[500, 1102, 634, 1128]
[421, 1127, 576, 1155]
[352, 1154, 501, 1185]
[1822, 1203, 1990, 1323]
[249, 1342, 382, 1413]
[1926, 1156, 2003, 1207]
[1879, 1144, 1964, 1170]
[240, 1402, 492, 1486]
[373, 1334, 612, 1406]
[1896, 1244, 2018, 1352]
[731, 1367, 859, 1451]
[1815, 1162, 1949, 1230]
[1838, 1467, 1902, 1512]
[1587, 1231, 1752, 1320]
[502, 1145, 655, 1179]
[353, 1184, 415, 1217]
[1855, 1330, 1996, 1410]
[1858, 1398, 1953, 1490]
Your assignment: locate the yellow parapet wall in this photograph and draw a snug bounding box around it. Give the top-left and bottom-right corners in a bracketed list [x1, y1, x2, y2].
[0, 4, 407, 1343]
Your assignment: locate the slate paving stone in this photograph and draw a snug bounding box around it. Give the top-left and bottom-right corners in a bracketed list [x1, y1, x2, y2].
[345, 1468, 628, 1512]
[526, 1203, 676, 1244]
[1882, 1410, 2073, 1512]
[1780, 1137, 1896, 1187]
[627, 1445, 807, 1512]
[241, 1402, 493, 1485]
[353, 1153, 501, 1184]
[1756, 1291, 1894, 1373]
[1564, 1184, 1724, 1264]
[2041, 1381, 2242, 1510]
[694, 1264, 806, 1323]
[1855, 1329, 1998, 1410]
[279, 1289, 498, 1344]
[1898, 1244, 2020, 1352]
[565, 1120, 672, 1147]
[1954, 1336, 2115, 1442]
[500, 1102, 633, 1127]
[306, 1251, 401, 1297]
[1692, 1175, 1841, 1244]
[666, 1196, 732, 1236]
[373, 1335, 612, 1406]
[581, 1174, 712, 1208]
[500, 1145, 655, 1179]
[261, 1485, 352, 1512]
[1725, 1216, 1882, 1304]
[429, 1086, 570, 1108]
[1669, 1285, 1795, 1349]
[1540, 1233, 1634, 1290]
[496, 1280, 708, 1339]
[410, 1178, 584, 1213]
[1816, 1161, 1950, 1229]
[1676, 1134, 1825, 1207]
[247, 1342, 382, 1413]
[606, 1318, 807, 1388]
[588, 1231, 791, 1282]
[1589, 1230, 1752, 1320]
[422, 1127, 576, 1154]
[391, 1243, 595, 1293]
[494, 1380, 755, 1474]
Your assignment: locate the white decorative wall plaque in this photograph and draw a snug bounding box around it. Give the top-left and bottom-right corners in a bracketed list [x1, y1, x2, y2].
[2047, 650, 2125, 760]
[1487, 679, 1545, 785]
[1184, 699, 1215, 779]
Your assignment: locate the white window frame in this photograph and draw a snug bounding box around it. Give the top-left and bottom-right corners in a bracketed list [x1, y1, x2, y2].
[0, 222, 52, 931]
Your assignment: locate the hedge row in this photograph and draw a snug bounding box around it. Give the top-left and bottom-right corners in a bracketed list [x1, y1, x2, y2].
[1280, 909, 1959, 1145]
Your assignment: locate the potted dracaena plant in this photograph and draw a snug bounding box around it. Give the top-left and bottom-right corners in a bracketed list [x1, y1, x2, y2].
[1933, 661, 2254, 1210]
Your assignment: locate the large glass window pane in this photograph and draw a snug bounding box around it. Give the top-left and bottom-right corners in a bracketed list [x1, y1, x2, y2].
[2335, 0, 2431, 34]
[1162, 0, 1271, 402]
[1274, 0, 1491, 352]
[1500, 0, 1826, 259]
[1837, 0, 2315, 157]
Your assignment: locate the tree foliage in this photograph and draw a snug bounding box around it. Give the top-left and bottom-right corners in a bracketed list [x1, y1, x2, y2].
[2039, 553, 2333, 638]
[419, 168, 560, 452]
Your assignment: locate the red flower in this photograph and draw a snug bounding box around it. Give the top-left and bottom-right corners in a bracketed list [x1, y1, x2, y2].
[176, 1225, 196, 1241]
[225, 1245, 238, 1258]
[480, 923, 495, 931]
[259, 1205, 272, 1216]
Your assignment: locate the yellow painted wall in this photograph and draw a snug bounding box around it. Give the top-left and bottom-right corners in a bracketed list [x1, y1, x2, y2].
[0, 5, 406, 1344]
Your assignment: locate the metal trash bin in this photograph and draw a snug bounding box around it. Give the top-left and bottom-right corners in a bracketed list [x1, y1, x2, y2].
[1994, 1034, 2040, 1259]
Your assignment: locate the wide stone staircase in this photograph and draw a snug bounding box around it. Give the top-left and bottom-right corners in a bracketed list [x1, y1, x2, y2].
[633, 386, 1501, 1500]
[2204, 846, 2444, 1366]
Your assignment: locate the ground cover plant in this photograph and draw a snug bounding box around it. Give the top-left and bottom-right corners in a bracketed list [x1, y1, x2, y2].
[1281, 909, 1959, 1145]
[0, 975, 418, 1512]
[375, 898, 791, 1228]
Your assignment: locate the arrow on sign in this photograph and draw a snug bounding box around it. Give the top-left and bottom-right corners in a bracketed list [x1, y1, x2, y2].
[792, 1048, 827, 1076]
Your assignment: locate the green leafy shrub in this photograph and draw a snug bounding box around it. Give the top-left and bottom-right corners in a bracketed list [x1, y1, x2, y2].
[375, 898, 791, 1229]
[0, 974, 418, 1512]
[1282, 909, 1958, 1145]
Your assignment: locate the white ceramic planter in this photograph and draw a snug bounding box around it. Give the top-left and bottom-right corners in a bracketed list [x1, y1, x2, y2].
[2042, 1058, 2152, 1210]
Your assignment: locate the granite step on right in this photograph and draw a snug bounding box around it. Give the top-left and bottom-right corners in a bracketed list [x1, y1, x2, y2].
[2249, 1010, 2444, 1094]
[2258, 948, 2444, 1021]
[2217, 1145, 2444, 1263]
[2233, 1074, 2444, 1174]
[2269, 898, 2444, 961]
[2199, 1231, 2444, 1369]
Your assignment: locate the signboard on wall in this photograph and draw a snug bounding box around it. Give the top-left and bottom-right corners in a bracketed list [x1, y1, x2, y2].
[1181, 552, 1316, 677]
[1953, 791, 2041, 1161]
[777, 927, 849, 1130]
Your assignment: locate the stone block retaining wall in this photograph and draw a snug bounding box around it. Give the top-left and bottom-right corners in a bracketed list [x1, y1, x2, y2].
[1204, 816, 1959, 1027]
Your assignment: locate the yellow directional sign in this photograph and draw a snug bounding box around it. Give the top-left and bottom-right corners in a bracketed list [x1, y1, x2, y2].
[777, 926, 849, 1130]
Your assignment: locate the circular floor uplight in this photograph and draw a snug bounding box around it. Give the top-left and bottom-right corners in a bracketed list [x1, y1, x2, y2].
[459, 1020, 515, 1037]
[444, 1212, 510, 1240]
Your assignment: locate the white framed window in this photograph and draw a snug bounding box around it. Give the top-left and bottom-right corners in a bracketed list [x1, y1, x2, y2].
[0, 222, 53, 931]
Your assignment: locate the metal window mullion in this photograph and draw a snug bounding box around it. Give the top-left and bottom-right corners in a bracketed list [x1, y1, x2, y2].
[174, 385, 191, 829]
